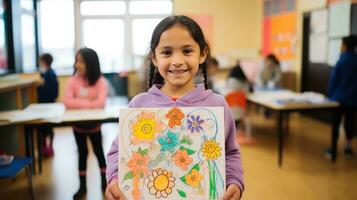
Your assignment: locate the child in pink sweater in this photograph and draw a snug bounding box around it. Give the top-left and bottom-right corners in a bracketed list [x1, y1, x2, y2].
[63, 48, 108, 199]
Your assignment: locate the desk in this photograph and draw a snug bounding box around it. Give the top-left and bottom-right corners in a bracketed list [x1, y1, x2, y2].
[247, 90, 339, 166]
[0, 104, 123, 174]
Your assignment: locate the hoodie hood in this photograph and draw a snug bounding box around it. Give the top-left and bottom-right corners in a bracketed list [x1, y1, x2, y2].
[130, 84, 215, 108]
[148, 84, 214, 105]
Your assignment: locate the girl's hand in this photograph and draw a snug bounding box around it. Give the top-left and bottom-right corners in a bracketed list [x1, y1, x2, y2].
[220, 184, 242, 200]
[105, 180, 127, 200]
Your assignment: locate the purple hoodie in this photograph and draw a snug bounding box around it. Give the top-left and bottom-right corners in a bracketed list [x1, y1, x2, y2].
[106, 84, 244, 191]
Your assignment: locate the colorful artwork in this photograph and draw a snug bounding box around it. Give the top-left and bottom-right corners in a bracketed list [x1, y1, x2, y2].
[118, 107, 226, 200]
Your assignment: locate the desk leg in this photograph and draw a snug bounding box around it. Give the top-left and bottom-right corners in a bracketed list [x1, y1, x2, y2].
[30, 127, 36, 174]
[284, 113, 290, 136]
[36, 129, 43, 173]
[25, 126, 36, 174]
[331, 109, 339, 162]
[277, 112, 284, 167]
[24, 126, 33, 175]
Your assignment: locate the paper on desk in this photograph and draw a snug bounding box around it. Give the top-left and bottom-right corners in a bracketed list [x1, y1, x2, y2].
[0, 110, 43, 122]
[275, 92, 326, 104]
[24, 103, 65, 119]
[0, 103, 66, 123]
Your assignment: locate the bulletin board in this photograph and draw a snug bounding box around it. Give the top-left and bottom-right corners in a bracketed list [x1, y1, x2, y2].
[262, 12, 297, 71]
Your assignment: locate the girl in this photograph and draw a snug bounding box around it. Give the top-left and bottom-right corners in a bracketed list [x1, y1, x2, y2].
[63, 48, 108, 199]
[106, 16, 244, 200]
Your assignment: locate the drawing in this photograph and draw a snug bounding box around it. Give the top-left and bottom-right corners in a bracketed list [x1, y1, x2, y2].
[118, 107, 226, 199]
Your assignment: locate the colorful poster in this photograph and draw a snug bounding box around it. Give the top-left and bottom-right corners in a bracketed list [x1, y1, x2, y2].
[118, 107, 226, 200]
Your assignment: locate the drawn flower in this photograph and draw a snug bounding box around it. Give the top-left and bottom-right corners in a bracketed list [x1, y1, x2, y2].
[130, 111, 164, 144]
[158, 131, 179, 152]
[166, 107, 185, 128]
[172, 149, 193, 170]
[201, 140, 222, 160]
[127, 152, 149, 175]
[187, 115, 204, 133]
[147, 168, 176, 198]
[185, 169, 203, 188]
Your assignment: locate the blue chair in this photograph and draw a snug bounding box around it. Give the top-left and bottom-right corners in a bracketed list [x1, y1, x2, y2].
[0, 157, 35, 199]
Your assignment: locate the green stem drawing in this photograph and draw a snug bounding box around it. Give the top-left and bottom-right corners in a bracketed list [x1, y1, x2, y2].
[208, 160, 217, 200]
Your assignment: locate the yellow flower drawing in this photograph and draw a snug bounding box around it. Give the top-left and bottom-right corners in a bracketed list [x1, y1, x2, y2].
[146, 168, 176, 198]
[185, 169, 203, 188]
[201, 140, 222, 160]
[130, 111, 164, 144]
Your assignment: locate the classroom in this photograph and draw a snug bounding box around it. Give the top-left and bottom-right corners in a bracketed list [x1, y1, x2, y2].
[0, 0, 357, 199]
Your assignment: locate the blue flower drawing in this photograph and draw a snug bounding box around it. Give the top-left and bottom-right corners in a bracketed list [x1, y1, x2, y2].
[158, 130, 179, 152]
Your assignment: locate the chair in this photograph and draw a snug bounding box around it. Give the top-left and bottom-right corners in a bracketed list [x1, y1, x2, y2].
[225, 91, 255, 145]
[0, 157, 35, 199]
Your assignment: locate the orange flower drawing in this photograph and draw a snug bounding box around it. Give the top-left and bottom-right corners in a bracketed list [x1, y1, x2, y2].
[146, 168, 176, 198]
[166, 107, 185, 128]
[185, 169, 203, 188]
[127, 152, 149, 175]
[172, 149, 193, 170]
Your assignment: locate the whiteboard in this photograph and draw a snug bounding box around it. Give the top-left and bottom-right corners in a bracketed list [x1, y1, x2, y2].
[309, 34, 328, 63]
[311, 9, 328, 34]
[328, 1, 351, 37]
[327, 39, 342, 67]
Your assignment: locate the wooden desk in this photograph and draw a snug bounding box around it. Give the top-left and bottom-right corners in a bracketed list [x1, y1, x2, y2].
[25, 106, 123, 174]
[247, 90, 339, 166]
[0, 104, 124, 174]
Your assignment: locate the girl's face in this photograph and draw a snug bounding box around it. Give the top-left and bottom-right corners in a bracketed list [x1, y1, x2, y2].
[75, 53, 86, 76]
[152, 24, 207, 90]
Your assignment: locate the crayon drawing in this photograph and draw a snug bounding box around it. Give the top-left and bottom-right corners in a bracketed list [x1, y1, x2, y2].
[118, 107, 226, 200]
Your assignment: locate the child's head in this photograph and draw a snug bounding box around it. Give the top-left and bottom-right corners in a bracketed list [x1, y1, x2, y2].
[75, 48, 101, 86]
[147, 15, 210, 90]
[341, 35, 357, 53]
[39, 53, 53, 69]
[265, 54, 280, 68]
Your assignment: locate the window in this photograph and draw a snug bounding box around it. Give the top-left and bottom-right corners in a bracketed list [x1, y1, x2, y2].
[38, 0, 173, 73]
[83, 19, 125, 72]
[0, 3, 7, 74]
[38, 0, 75, 71]
[21, 0, 37, 72]
[77, 0, 173, 72]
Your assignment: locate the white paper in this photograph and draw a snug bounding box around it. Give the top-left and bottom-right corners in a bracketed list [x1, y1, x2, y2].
[118, 107, 226, 200]
[311, 9, 328, 34]
[328, 39, 342, 66]
[309, 34, 328, 63]
[24, 103, 65, 119]
[329, 1, 351, 37]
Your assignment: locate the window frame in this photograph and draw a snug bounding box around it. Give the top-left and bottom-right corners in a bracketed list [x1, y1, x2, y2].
[75, 0, 173, 72]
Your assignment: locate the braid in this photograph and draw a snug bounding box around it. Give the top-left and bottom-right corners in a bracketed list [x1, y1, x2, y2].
[201, 63, 208, 89]
[148, 63, 155, 89]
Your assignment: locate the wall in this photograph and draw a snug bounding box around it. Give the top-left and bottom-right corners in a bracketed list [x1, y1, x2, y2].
[295, 0, 327, 91]
[174, 0, 262, 55]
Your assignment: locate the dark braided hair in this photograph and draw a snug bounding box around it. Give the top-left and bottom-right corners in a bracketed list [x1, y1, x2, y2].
[201, 61, 209, 89]
[147, 15, 210, 89]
